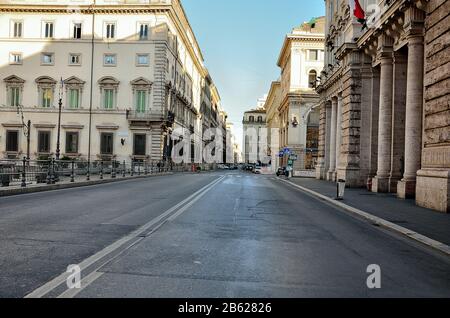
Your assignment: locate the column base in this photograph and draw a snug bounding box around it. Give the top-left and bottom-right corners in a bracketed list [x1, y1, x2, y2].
[340, 168, 365, 188]
[372, 176, 390, 193]
[389, 176, 402, 193]
[315, 160, 328, 180]
[327, 170, 336, 182]
[397, 179, 416, 199]
[416, 169, 450, 213]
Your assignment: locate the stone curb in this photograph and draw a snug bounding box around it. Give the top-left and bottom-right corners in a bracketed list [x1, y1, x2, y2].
[278, 177, 450, 258]
[0, 173, 173, 198]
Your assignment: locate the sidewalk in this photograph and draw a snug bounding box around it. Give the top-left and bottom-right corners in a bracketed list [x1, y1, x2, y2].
[286, 178, 450, 247]
[0, 172, 172, 197]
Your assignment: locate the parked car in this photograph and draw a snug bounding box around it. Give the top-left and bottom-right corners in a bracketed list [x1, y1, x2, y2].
[253, 166, 262, 174]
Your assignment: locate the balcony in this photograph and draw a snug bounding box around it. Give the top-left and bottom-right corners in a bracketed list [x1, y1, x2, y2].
[126, 110, 165, 123]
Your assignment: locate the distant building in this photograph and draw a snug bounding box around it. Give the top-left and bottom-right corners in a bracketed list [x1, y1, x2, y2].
[263, 81, 282, 170]
[277, 17, 325, 173]
[242, 104, 266, 165]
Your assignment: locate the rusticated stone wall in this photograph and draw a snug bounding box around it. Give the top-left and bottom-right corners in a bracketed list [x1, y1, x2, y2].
[416, 0, 450, 213]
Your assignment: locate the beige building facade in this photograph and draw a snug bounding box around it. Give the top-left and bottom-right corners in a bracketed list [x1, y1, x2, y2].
[242, 107, 267, 165]
[277, 17, 324, 174]
[264, 81, 282, 170]
[0, 0, 224, 164]
[316, 0, 450, 213]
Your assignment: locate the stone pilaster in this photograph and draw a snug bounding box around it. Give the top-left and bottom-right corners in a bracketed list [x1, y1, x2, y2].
[335, 94, 343, 181]
[316, 100, 330, 179]
[373, 35, 394, 193]
[368, 66, 380, 181]
[416, 0, 450, 213]
[339, 49, 364, 187]
[327, 98, 337, 181]
[398, 6, 426, 199]
[359, 58, 375, 185]
[389, 51, 407, 193]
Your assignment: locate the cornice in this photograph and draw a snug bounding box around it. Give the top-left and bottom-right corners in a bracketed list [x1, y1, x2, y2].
[0, 5, 170, 14]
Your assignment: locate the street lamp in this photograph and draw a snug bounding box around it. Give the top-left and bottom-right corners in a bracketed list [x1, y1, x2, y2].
[56, 78, 63, 160]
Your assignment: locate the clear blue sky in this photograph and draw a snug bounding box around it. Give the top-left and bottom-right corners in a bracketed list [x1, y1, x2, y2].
[182, 0, 325, 147]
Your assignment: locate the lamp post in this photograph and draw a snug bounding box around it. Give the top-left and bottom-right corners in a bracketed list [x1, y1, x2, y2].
[56, 78, 63, 160]
[15, 105, 31, 160]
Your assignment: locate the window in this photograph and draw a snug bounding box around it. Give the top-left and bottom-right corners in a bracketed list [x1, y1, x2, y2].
[65, 132, 79, 154]
[6, 131, 19, 152]
[38, 131, 51, 153]
[9, 87, 21, 107]
[73, 23, 82, 39]
[103, 89, 114, 109]
[4, 75, 25, 107]
[99, 76, 119, 110]
[257, 116, 263, 122]
[43, 22, 54, 38]
[12, 21, 23, 38]
[249, 116, 255, 122]
[136, 54, 149, 66]
[103, 54, 116, 66]
[308, 70, 317, 88]
[100, 133, 114, 155]
[68, 89, 80, 109]
[41, 53, 54, 65]
[138, 23, 149, 40]
[135, 90, 146, 113]
[309, 49, 318, 61]
[69, 53, 81, 65]
[41, 88, 53, 107]
[105, 23, 115, 39]
[133, 134, 146, 156]
[9, 53, 22, 65]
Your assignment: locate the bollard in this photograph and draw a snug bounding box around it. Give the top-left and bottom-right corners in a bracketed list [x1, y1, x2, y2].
[21, 157, 26, 188]
[100, 161, 104, 180]
[123, 160, 126, 178]
[335, 179, 346, 201]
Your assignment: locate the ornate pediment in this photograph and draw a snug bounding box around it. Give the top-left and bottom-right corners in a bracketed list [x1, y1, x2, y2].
[64, 76, 85, 85]
[130, 77, 152, 87]
[35, 76, 57, 85]
[3, 75, 25, 84]
[98, 76, 120, 86]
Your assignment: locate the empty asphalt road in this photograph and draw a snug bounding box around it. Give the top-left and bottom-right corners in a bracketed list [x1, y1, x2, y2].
[1, 171, 449, 298]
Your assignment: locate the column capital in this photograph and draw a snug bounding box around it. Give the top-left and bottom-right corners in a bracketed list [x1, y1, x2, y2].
[403, 5, 425, 38]
[376, 33, 394, 61]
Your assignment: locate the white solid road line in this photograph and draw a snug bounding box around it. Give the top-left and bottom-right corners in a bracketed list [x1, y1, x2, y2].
[277, 177, 450, 258]
[24, 175, 225, 298]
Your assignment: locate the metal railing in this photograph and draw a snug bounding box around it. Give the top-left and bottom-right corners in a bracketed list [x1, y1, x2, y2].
[0, 158, 218, 188]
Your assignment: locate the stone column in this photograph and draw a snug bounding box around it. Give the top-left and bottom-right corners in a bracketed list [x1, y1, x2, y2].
[334, 94, 343, 181]
[372, 41, 394, 193]
[324, 102, 332, 178]
[327, 98, 337, 181]
[389, 51, 407, 193]
[398, 34, 425, 198]
[368, 66, 380, 180]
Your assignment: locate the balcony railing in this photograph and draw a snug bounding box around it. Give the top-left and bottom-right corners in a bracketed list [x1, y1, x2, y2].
[126, 110, 165, 122]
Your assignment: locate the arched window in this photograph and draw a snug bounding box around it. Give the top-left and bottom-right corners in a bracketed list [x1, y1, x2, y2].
[308, 70, 317, 88]
[257, 116, 263, 122]
[249, 116, 255, 122]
